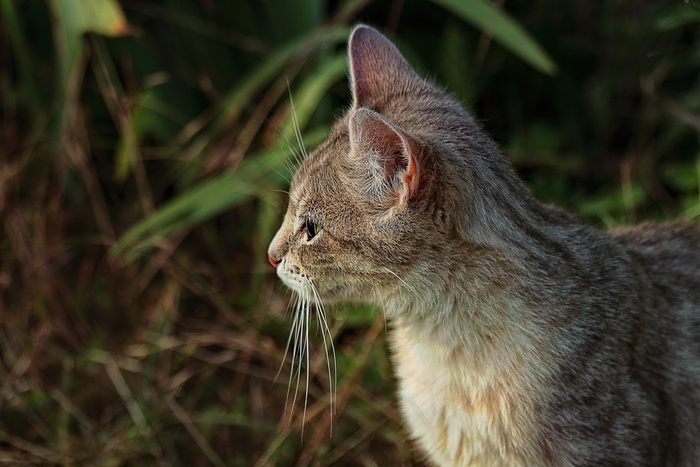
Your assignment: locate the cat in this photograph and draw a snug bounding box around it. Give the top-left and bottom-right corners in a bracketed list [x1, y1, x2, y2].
[267, 24, 700, 466]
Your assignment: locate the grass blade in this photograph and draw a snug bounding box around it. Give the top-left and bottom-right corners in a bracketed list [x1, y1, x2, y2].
[428, 0, 558, 75]
[112, 127, 330, 263]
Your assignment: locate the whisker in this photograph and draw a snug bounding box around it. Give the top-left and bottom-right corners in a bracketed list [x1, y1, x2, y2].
[258, 120, 303, 186]
[283, 160, 297, 180]
[382, 266, 421, 300]
[280, 280, 336, 437]
[373, 288, 389, 333]
[258, 122, 301, 184]
[275, 294, 299, 386]
[265, 159, 292, 185]
[302, 292, 311, 438]
[308, 278, 337, 435]
[286, 296, 305, 426]
[282, 142, 303, 170]
[286, 79, 309, 163]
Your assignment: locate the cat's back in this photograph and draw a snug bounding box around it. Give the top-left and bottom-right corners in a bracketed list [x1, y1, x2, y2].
[611, 219, 700, 381]
[610, 220, 700, 342]
[610, 220, 700, 309]
[605, 220, 700, 466]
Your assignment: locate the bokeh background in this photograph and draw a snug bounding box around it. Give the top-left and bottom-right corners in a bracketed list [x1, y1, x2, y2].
[2, 0, 699, 465]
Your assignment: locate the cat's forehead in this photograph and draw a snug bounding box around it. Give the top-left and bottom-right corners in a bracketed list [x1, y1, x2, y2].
[288, 127, 350, 208]
[288, 162, 338, 209]
[287, 164, 333, 213]
[288, 178, 307, 209]
[288, 159, 319, 206]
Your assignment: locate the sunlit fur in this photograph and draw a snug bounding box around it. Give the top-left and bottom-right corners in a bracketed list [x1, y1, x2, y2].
[269, 25, 700, 466]
[274, 92, 337, 435]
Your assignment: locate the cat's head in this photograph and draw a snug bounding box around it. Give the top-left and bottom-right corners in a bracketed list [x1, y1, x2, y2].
[268, 25, 526, 307]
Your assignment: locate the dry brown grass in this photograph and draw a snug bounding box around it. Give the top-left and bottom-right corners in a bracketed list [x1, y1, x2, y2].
[1, 0, 698, 465]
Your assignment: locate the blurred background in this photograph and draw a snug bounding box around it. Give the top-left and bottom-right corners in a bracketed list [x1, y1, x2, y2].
[1, 0, 699, 465]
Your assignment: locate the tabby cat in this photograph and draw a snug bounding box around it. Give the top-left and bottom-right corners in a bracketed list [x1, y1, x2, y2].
[267, 25, 700, 466]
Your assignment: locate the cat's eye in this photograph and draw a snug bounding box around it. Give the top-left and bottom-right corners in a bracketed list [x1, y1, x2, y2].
[302, 219, 319, 241]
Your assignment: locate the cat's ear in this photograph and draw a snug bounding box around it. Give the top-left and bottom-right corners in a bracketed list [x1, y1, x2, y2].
[348, 107, 419, 206]
[348, 25, 419, 107]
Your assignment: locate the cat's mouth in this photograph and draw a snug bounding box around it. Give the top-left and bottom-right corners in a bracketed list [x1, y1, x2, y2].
[277, 272, 311, 298]
[277, 266, 328, 302]
[276, 259, 365, 304]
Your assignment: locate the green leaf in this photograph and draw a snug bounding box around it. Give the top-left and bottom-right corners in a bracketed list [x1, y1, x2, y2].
[428, 0, 558, 75]
[579, 181, 646, 225]
[0, 0, 43, 115]
[48, 0, 129, 84]
[179, 27, 349, 170]
[115, 80, 186, 181]
[654, 1, 700, 31]
[112, 127, 330, 263]
[49, 0, 129, 37]
[214, 27, 347, 128]
[262, 0, 323, 43]
[280, 54, 348, 141]
[440, 21, 475, 106]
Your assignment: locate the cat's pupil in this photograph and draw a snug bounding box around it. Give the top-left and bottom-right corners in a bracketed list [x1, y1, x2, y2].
[304, 219, 317, 240]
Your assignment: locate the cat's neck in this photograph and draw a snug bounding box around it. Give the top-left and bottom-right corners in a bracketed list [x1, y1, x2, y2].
[382, 205, 593, 465]
[388, 282, 554, 465]
[382, 196, 630, 348]
[385, 277, 546, 359]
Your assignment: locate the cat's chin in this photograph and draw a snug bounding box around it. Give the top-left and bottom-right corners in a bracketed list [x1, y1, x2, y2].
[287, 288, 346, 306]
[280, 276, 349, 304]
[307, 282, 366, 305]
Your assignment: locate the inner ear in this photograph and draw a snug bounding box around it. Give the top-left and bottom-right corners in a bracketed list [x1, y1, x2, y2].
[349, 108, 420, 202]
[386, 148, 407, 176]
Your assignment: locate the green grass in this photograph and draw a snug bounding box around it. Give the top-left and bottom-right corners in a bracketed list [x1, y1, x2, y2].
[1, 0, 699, 465]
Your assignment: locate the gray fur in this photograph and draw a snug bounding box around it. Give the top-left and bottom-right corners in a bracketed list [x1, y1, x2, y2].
[268, 25, 700, 466]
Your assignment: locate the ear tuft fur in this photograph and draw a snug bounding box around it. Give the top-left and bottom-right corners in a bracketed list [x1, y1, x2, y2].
[348, 107, 420, 208]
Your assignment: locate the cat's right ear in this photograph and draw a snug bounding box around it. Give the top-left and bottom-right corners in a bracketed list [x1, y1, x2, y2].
[348, 107, 420, 208]
[348, 25, 419, 108]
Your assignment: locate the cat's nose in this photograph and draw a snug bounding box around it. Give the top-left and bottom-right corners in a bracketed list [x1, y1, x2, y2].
[268, 254, 281, 269]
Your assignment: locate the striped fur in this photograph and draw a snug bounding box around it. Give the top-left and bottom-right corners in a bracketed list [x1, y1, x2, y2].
[268, 25, 700, 466]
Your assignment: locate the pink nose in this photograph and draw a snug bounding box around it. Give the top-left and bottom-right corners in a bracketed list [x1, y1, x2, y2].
[268, 254, 281, 269]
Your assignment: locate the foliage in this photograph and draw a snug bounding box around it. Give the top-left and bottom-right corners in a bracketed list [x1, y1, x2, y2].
[0, 0, 698, 465]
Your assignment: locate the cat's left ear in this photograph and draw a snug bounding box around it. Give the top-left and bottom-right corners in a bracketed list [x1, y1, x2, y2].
[348, 25, 420, 108]
[348, 107, 420, 206]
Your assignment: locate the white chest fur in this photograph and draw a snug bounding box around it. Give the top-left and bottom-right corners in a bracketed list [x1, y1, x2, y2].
[391, 322, 548, 467]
